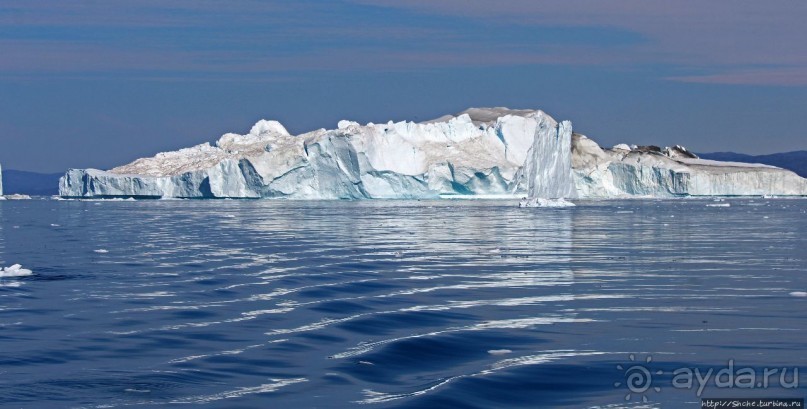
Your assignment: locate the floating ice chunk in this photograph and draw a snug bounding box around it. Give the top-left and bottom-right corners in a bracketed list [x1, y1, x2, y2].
[706, 203, 730, 207]
[519, 198, 575, 208]
[0, 264, 33, 278]
[488, 349, 513, 355]
[2, 194, 32, 200]
[789, 292, 807, 298]
[94, 249, 109, 254]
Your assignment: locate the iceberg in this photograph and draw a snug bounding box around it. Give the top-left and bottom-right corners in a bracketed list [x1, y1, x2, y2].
[518, 198, 576, 208]
[0, 264, 33, 278]
[60, 108, 573, 199]
[58, 108, 807, 199]
[572, 134, 807, 197]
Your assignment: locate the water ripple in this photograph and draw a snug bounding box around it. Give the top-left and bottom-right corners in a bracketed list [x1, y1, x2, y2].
[0, 199, 805, 408]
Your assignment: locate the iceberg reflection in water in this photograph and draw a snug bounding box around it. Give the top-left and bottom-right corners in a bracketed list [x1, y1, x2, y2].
[0, 198, 805, 408]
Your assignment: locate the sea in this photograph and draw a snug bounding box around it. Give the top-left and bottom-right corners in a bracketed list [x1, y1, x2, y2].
[0, 198, 805, 408]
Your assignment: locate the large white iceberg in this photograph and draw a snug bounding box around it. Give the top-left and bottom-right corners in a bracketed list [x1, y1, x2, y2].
[60, 108, 573, 199]
[59, 108, 807, 199]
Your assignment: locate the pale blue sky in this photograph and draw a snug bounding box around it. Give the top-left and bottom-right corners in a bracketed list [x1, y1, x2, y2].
[1, 0, 806, 172]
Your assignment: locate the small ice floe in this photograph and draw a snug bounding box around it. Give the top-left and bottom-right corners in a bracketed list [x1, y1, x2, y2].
[2, 194, 32, 200]
[94, 249, 109, 254]
[50, 223, 60, 227]
[518, 198, 575, 208]
[393, 251, 403, 258]
[0, 264, 33, 278]
[223, 214, 236, 218]
[706, 203, 731, 207]
[488, 349, 513, 355]
[789, 292, 807, 298]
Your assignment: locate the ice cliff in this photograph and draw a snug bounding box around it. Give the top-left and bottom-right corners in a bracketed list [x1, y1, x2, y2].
[572, 134, 807, 197]
[60, 108, 574, 199]
[59, 108, 807, 199]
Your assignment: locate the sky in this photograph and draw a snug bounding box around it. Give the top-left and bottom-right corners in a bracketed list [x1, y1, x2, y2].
[1, 0, 806, 173]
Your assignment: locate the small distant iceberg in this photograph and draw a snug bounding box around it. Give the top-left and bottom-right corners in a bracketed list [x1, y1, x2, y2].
[1, 194, 32, 200]
[519, 198, 575, 208]
[0, 264, 33, 278]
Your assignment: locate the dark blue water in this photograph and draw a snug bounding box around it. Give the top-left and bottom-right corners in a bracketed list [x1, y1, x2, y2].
[1, 199, 805, 408]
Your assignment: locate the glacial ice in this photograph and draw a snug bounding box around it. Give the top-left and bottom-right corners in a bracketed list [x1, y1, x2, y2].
[0, 264, 33, 278]
[571, 134, 807, 197]
[518, 198, 576, 208]
[58, 108, 807, 199]
[60, 108, 574, 199]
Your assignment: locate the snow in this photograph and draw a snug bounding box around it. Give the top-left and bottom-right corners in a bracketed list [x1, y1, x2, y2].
[676, 157, 777, 169]
[58, 107, 807, 199]
[0, 264, 33, 278]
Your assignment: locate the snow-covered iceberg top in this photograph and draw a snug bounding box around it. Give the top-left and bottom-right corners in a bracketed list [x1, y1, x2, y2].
[58, 107, 807, 199]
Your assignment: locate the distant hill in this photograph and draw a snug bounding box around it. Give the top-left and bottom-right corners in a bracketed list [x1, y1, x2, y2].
[697, 151, 807, 178]
[2, 170, 62, 196]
